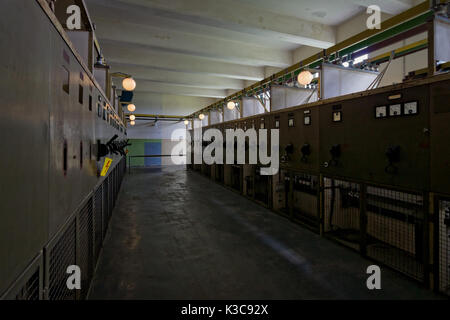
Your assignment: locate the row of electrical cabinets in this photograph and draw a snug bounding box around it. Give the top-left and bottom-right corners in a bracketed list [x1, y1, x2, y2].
[190, 74, 450, 194]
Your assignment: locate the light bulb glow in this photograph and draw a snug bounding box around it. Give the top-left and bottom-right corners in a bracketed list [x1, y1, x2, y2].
[127, 104, 136, 112]
[129, 115, 136, 121]
[297, 70, 314, 86]
[130, 120, 135, 126]
[227, 101, 235, 110]
[184, 120, 189, 125]
[342, 61, 350, 68]
[122, 77, 136, 91]
[199, 113, 205, 120]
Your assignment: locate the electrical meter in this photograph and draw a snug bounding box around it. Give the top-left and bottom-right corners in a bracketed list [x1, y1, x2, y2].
[375, 106, 387, 118]
[404, 101, 418, 115]
[389, 104, 401, 116]
[333, 111, 342, 122]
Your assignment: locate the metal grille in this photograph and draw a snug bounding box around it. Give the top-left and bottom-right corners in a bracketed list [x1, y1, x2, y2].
[109, 173, 114, 213]
[102, 177, 110, 239]
[273, 169, 289, 215]
[94, 185, 103, 260]
[292, 173, 319, 231]
[15, 268, 40, 300]
[323, 178, 361, 251]
[78, 198, 94, 299]
[365, 186, 424, 282]
[48, 220, 77, 300]
[438, 199, 450, 296]
[254, 167, 271, 206]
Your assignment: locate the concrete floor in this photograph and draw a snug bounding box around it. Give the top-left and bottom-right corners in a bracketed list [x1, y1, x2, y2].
[89, 166, 441, 299]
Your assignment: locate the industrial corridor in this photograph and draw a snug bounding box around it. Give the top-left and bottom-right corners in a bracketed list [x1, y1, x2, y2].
[89, 166, 439, 300]
[3, 0, 450, 309]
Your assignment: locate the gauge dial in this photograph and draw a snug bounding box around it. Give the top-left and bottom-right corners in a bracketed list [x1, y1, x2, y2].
[375, 106, 387, 118]
[389, 104, 401, 116]
[404, 101, 418, 115]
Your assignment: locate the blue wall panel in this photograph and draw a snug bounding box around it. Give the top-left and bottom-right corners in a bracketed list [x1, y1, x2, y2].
[144, 142, 161, 165]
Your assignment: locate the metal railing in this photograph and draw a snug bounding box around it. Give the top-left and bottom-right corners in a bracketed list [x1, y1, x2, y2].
[1, 157, 127, 300]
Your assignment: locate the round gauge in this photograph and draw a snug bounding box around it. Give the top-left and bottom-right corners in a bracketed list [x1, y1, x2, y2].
[389, 104, 401, 116]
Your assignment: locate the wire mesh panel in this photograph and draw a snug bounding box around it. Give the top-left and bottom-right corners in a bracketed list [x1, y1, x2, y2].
[109, 174, 114, 213]
[323, 178, 361, 251]
[273, 169, 290, 216]
[112, 168, 117, 207]
[15, 268, 40, 300]
[47, 220, 77, 300]
[254, 167, 271, 207]
[94, 185, 103, 260]
[365, 186, 424, 282]
[102, 178, 109, 239]
[78, 198, 94, 299]
[292, 173, 320, 232]
[1, 253, 43, 300]
[438, 199, 450, 296]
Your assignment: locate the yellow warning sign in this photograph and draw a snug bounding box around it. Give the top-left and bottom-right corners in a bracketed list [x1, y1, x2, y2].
[100, 157, 113, 177]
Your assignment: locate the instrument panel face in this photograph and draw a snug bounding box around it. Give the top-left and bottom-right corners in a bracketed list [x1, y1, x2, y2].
[277, 108, 320, 172]
[389, 104, 402, 116]
[319, 85, 430, 190]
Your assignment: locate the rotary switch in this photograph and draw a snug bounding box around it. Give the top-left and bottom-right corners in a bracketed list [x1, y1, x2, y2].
[285, 144, 294, 154]
[385, 145, 401, 174]
[301, 143, 311, 162]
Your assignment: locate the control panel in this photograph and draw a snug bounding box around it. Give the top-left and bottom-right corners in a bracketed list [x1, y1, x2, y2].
[319, 84, 430, 189]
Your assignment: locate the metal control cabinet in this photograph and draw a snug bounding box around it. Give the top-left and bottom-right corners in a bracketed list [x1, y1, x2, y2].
[0, 0, 126, 298]
[430, 79, 450, 195]
[190, 73, 450, 294]
[319, 85, 430, 190]
[277, 107, 320, 173]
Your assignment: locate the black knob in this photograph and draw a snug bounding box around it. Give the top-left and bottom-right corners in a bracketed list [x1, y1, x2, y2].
[386, 145, 401, 163]
[301, 143, 311, 156]
[330, 144, 341, 158]
[285, 144, 294, 154]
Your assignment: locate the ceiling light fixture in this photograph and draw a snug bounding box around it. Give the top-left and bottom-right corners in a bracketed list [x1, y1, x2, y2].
[127, 104, 136, 112]
[199, 113, 205, 120]
[184, 120, 189, 125]
[129, 115, 136, 121]
[130, 120, 135, 126]
[122, 77, 136, 91]
[227, 101, 236, 110]
[297, 70, 314, 86]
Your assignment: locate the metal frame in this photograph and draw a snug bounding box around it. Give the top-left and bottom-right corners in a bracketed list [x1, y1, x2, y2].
[0, 158, 126, 300]
[0, 252, 44, 300]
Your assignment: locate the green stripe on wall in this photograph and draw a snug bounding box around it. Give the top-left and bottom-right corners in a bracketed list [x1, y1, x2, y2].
[127, 139, 161, 166]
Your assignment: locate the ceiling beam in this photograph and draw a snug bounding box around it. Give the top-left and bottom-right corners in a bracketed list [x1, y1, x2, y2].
[94, 18, 293, 67]
[101, 40, 265, 80]
[125, 80, 228, 98]
[93, 0, 336, 48]
[128, 92, 218, 115]
[109, 63, 245, 90]
[87, 0, 299, 50]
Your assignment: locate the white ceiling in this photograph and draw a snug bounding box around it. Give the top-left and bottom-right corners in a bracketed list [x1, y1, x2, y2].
[85, 0, 416, 116]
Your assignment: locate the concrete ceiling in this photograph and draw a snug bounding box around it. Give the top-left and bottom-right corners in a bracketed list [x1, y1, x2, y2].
[86, 0, 416, 116]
